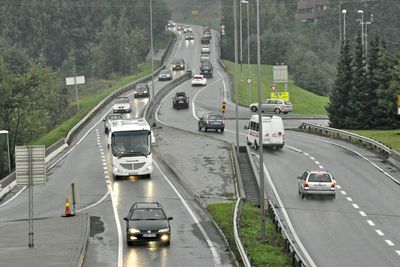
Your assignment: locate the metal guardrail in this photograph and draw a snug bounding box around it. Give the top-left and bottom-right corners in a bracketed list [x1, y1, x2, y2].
[0, 36, 177, 200]
[298, 123, 392, 158]
[233, 198, 251, 267]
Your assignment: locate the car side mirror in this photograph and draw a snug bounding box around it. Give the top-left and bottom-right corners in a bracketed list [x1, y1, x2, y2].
[123, 217, 128, 221]
[168, 217, 173, 220]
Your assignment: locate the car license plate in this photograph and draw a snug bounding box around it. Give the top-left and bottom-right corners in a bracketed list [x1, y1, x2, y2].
[143, 233, 156, 238]
[178, 100, 183, 103]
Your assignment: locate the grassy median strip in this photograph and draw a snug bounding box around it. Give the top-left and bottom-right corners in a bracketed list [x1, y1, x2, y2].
[349, 129, 400, 152]
[208, 202, 291, 267]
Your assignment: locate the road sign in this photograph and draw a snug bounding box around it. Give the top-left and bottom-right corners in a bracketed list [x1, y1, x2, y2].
[247, 78, 252, 84]
[65, 76, 85, 86]
[270, 92, 289, 101]
[271, 84, 277, 91]
[273, 65, 288, 83]
[15, 146, 46, 186]
[221, 101, 227, 113]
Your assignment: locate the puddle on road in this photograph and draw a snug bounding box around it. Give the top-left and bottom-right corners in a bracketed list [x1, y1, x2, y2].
[90, 216, 105, 238]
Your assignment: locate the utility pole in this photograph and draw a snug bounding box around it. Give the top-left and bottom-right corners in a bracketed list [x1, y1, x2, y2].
[233, 0, 239, 156]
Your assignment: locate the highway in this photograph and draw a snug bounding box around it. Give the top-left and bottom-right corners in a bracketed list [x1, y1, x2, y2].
[155, 26, 400, 267]
[1, 21, 399, 267]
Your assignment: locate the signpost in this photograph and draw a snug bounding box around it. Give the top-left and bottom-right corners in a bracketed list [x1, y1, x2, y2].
[397, 95, 400, 115]
[273, 65, 289, 94]
[66, 76, 85, 111]
[15, 145, 46, 248]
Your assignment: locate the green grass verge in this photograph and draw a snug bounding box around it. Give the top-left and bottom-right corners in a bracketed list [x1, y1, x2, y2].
[223, 60, 329, 115]
[32, 62, 159, 146]
[207, 202, 292, 267]
[349, 129, 400, 152]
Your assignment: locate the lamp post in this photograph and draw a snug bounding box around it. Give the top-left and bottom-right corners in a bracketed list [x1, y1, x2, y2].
[233, 0, 239, 156]
[0, 130, 11, 174]
[342, 9, 347, 42]
[357, 10, 364, 51]
[150, 0, 155, 100]
[256, 0, 266, 242]
[365, 14, 373, 56]
[239, 0, 243, 82]
[242, 0, 250, 102]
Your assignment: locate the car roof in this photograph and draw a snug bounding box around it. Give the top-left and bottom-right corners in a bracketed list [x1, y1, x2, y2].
[132, 201, 162, 209]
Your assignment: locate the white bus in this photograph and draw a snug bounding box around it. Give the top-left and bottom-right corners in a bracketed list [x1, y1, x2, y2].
[108, 118, 154, 179]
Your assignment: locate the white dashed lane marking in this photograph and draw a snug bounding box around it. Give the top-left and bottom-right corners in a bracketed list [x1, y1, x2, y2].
[367, 220, 375, 226]
[340, 191, 347, 195]
[385, 240, 395, 247]
[376, 230, 384, 236]
[346, 197, 353, 201]
[352, 204, 359, 209]
[396, 250, 400, 256]
[359, 211, 366, 217]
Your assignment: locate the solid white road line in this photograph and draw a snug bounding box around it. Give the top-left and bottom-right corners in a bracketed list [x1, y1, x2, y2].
[154, 160, 221, 265]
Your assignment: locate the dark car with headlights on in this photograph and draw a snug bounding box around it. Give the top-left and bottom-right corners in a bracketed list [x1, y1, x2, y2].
[198, 113, 225, 133]
[124, 202, 173, 246]
[201, 36, 210, 44]
[173, 92, 189, 109]
[158, 69, 172, 81]
[134, 83, 150, 98]
[172, 58, 185, 71]
[184, 32, 194, 40]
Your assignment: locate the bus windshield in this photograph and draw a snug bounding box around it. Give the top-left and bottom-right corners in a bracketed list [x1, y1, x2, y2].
[111, 130, 151, 157]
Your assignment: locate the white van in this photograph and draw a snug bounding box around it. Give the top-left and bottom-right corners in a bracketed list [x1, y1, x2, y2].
[245, 115, 285, 150]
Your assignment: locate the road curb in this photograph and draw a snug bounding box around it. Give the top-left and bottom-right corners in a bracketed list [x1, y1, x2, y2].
[77, 213, 90, 267]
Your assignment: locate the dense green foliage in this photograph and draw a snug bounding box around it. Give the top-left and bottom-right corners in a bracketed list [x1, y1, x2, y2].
[328, 38, 400, 130]
[0, 1, 171, 177]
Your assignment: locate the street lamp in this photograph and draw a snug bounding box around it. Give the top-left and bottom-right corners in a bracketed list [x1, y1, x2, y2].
[342, 9, 347, 41]
[365, 14, 373, 56]
[149, 0, 155, 100]
[239, 0, 243, 82]
[255, 0, 266, 242]
[357, 10, 364, 50]
[0, 130, 11, 174]
[233, 0, 239, 156]
[241, 0, 251, 102]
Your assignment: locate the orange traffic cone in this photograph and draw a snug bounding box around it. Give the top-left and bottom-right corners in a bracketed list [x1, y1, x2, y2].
[63, 197, 74, 217]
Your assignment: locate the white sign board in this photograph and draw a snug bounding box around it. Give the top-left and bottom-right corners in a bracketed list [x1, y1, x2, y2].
[65, 76, 85, 86]
[16, 146, 46, 186]
[273, 65, 288, 83]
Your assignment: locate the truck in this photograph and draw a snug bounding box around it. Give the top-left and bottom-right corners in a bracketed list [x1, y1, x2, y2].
[108, 118, 154, 179]
[245, 115, 285, 150]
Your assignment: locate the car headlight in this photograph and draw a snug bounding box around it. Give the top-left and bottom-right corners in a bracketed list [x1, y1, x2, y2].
[129, 228, 140, 234]
[143, 91, 148, 94]
[158, 228, 169, 233]
[180, 65, 184, 67]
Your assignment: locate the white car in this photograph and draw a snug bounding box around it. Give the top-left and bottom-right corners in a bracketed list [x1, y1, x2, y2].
[191, 75, 207, 86]
[113, 96, 132, 113]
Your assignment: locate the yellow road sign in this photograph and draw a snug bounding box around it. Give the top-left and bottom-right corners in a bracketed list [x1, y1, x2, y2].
[270, 92, 289, 101]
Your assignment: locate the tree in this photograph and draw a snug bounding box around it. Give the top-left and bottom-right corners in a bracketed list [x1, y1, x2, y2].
[326, 39, 353, 128]
[350, 34, 370, 129]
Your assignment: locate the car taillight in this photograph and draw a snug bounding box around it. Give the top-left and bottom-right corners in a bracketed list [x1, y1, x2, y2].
[278, 132, 282, 136]
[331, 181, 336, 188]
[304, 181, 309, 188]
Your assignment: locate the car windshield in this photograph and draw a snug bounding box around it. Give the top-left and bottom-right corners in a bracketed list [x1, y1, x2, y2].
[173, 59, 183, 64]
[308, 173, 332, 182]
[284, 101, 292, 105]
[208, 115, 223, 120]
[115, 98, 129, 104]
[108, 115, 122, 120]
[194, 76, 203, 80]
[160, 70, 170, 75]
[131, 209, 166, 220]
[136, 84, 147, 92]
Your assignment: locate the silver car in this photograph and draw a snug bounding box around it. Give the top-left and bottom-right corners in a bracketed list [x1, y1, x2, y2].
[297, 170, 336, 199]
[113, 96, 132, 113]
[249, 99, 293, 114]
